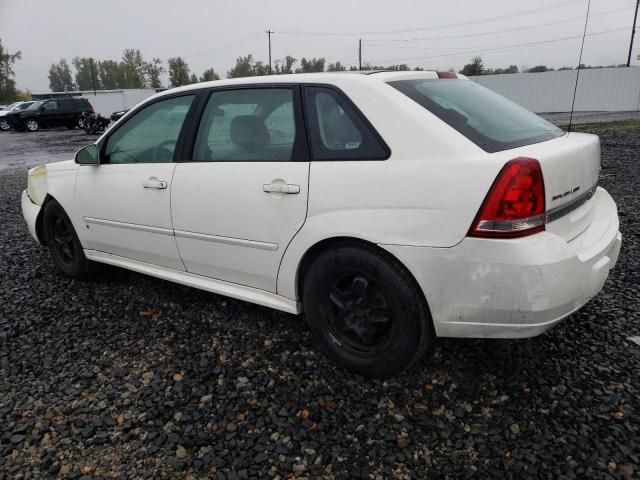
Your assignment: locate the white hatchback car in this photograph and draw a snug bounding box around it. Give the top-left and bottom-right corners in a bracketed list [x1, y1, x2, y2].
[21, 71, 621, 377]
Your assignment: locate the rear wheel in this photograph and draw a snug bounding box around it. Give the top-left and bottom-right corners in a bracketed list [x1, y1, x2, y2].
[43, 200, 97, 279]
[302, 243, 432, 378]
[25, 119, 39, 132]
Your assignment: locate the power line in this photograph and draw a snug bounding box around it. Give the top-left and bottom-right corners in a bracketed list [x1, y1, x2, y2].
[569, 0, 592, 132]
[182, 33, 263, 59]
[277, 0, 583, 37]
[368, 26, 629, 64]
[627, 0, 639, 66]
[364, 5, 633, 45]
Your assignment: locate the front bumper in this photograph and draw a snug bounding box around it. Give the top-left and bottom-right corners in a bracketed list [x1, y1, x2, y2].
[21, 190, 42, 244]
[383, 187, 621, 339]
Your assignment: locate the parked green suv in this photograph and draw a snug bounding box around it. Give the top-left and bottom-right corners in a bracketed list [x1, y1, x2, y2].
[7, 98, 93, 132]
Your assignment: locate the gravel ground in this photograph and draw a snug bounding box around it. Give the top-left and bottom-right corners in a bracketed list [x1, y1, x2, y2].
[0, 128, 639, 479]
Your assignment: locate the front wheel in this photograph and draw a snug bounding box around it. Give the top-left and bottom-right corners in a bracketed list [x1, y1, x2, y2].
[25, 119, 39, 132]
[43, 200, 98, 279]
[0, 119, 10, 131]
[302, 243, 432, 378]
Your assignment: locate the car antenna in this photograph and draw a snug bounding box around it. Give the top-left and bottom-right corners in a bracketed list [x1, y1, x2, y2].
[568, 0, 591, 133]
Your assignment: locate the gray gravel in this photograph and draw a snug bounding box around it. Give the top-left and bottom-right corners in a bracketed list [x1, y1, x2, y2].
[0, 128, 638, 479]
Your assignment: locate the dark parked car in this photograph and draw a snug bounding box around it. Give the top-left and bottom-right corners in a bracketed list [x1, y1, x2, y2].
[7, 98, 93, 132]
[110, 109, 129, 121]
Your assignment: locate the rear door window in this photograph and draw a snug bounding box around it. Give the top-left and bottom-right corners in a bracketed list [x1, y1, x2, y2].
[193, 88, 301, 162]
[303, 86, 389, 160]
[389, 79, 563, 153]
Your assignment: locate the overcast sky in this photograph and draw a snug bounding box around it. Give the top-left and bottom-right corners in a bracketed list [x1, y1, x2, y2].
[1, 0, 637, 92]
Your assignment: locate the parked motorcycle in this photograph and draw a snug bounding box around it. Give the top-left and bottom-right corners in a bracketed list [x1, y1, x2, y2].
[81, 111, 110, 135]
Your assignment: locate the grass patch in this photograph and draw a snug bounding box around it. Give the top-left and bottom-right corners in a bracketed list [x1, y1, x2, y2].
[559, 119, 640, 134]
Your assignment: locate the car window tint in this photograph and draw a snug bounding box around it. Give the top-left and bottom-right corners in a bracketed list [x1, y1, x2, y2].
[303, 86, 389, 160]
[389, 79, 564, 153]
[193, 88, 296, 162]
[43, 101, 58, 111]
[104, 95, 194, 164]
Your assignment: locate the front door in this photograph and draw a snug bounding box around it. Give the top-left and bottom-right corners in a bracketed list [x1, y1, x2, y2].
[76, 93, 197, 270]
[171, 86, 309, 292]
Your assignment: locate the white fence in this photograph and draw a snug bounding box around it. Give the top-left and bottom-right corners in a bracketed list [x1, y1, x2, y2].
[33, 89, 159, 116]
[469, 67, 640, 113]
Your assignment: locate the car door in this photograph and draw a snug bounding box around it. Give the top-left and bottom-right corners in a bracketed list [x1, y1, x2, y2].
[75, 93, 197, 270]
[171, 86, 310, 292]
[40, 100, 59, 127]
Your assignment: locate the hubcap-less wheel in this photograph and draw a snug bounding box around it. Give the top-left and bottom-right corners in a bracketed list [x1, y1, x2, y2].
[327, 274, 394, 356]
[0, 120, 9, 131]
[26, 120, 39, 131]
[51, 215, 75, 266]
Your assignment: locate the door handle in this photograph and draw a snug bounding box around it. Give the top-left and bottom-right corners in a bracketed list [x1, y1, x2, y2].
[143, 177, 168, 189]
[263, 183, 300, 194]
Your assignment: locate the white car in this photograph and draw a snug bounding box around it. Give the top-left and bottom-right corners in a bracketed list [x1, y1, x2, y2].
[21, 71, 621, 377]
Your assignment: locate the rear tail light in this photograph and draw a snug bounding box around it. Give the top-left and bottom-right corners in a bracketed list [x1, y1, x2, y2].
[437, 71, 457, 79]
[469, 157, 546, 238]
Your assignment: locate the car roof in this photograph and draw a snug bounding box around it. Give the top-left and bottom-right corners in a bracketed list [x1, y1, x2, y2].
[154, 71, 468, 100]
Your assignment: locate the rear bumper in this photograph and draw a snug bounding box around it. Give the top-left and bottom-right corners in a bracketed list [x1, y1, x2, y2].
[382, 187, 621, 338]
[21, 190, 42, 244]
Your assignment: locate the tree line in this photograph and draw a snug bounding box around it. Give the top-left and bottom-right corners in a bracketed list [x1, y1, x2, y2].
[459, 56, 629, 76]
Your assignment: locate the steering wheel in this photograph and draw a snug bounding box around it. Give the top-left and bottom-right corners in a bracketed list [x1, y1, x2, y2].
[153, 140, 177, 162]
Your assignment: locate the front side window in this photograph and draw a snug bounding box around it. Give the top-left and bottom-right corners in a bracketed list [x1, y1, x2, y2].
[43, 101, 58, 111]
[303, 86, 389, 160]
[389, 79, 564, 153]
[104, 95, 194, 164]
[193, 88, 297, 162]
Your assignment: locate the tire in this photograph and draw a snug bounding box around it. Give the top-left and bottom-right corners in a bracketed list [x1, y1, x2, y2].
[0, 119, 9, 131]
[43, 200, 98, 279]
[302, 243, 432, 378]
[25, 119, 39, 132]
[78, 118, 85, 129]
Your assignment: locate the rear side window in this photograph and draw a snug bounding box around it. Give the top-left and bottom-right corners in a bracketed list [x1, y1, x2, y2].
[193, 88, 299, 162]
[389, 79, 563, 153]
[303, 86, 389, 160]
[43, 101, 58, 111]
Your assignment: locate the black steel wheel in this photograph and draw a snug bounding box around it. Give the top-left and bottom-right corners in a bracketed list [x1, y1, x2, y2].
[43, 200, 98, 279]
[303, 242, 432, 378]
[327, 273, 395, 357]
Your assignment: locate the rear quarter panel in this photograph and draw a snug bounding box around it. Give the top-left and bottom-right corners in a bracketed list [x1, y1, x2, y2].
[277, 78, 508, 300]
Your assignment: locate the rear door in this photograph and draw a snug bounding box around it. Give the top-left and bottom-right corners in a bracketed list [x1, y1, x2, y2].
[171, 85, 310, 292]
[40, 100, 60, 127]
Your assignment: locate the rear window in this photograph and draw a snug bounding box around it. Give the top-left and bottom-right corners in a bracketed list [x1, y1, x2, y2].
[389, 79, 564, 153]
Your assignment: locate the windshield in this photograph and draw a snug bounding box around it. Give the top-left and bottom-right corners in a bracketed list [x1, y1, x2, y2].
[389, 79, 564, 153]
[4, 102, 19, 110]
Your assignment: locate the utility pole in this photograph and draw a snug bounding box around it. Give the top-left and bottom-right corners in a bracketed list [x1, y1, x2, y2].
[627, 0, 639, 67]
[358, 39, 362, 71]
[267, 30, 273, 74]
[89, 58, 97, 95]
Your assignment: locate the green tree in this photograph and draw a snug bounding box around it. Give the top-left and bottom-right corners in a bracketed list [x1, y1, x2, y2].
[0, 39, 21, 103]
[168, 57, 191, 86]
[199, 68, 220, 82]
[48, 59, 74, 92]
[296, 57, 325, 73]
[274, 56, 297, 74]
[227, 55, 268, 78]
[98, 60, 126, 89]
[189, 73, 199, 84]
[144, 57, 164, 88]
[492, 65, 519, 74]
[120, 49, 146, 88]
[72, 57, 100, 90]
[526, 65, 552, 73]
[459, 56, 484, 76]
[327, 61, 346, 72]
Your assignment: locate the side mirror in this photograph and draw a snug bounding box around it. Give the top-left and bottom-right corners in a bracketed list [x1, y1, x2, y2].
[75, 144, 100, 165]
